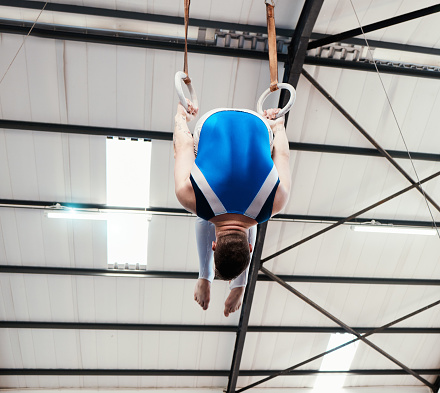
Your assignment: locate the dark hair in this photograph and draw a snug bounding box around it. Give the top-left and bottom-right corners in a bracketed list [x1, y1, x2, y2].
[214, 232, 251, 281]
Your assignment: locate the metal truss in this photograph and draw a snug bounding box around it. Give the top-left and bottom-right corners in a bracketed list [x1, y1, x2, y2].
[227, 0, 325, 391]
[225, 2, 440, 392]
[237, 295, 440, 391]
[1, 1, 440, 392]
[0, 2, 439, 79]
[262, 169, 440, 263]
[1, 118, 440, 162]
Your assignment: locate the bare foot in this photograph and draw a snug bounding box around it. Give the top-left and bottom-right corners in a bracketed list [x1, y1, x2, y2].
[224, 287, 245, 317]
[194, 279, 211, 310]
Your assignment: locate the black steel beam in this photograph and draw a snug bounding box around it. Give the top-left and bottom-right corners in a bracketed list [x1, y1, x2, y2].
[0, 118, 174, 140]
[4, 0, 440, 59]
[2, 198, 440, 229]
[0, 19, 438, 80]
[0, 0, 293, 37]
[0, 368, 438, 376]
[291, 142, 440, 161]
[261, 267, 436, 389]
[2, 321, 440, 334]
[226, 223, 268, 393]
[0, 321, 235, 332]
[2, 118, 440, 161]
[0, 265, 198, 279]
[274, 214, 440, 228]
[308, 4, 440, 50]
[302, 69, 440, 214]
[262, 169, 440, 263]
[305, 57, 440, 80]
[0, 19, 279, 62]
[227, 2, 325, 392]
[4, 265, 440, 286]
[238, 297, 440, 392]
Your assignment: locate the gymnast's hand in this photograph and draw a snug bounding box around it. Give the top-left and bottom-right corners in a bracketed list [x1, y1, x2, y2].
[264, 108, 285, 134]
[177, 99, 198, 122]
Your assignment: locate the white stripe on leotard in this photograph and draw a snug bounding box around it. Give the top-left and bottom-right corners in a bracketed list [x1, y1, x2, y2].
[191, 163, 227, 215]
[244, 165, 279, 219]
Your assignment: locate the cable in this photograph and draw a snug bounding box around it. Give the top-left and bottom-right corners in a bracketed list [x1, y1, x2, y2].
[0, 2, 48, 86]
[348, 0, 440, 239]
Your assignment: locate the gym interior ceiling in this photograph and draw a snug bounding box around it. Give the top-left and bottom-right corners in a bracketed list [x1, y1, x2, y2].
[0, 0, 440, 392]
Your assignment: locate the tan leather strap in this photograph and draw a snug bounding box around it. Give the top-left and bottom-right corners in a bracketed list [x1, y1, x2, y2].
[183, 0, 191, 85]
[266, 2, 279, 92]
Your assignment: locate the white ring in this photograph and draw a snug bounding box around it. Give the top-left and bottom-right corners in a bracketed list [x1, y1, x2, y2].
[256, 83, 296, 119]
[175, 71, 199, 113]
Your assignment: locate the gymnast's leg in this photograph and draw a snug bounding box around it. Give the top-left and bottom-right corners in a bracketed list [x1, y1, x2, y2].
[224, 224, 257, 317]
[194, 216, 216, 310]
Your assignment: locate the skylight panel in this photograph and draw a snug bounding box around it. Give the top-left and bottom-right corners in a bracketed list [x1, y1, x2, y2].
[106, 137, 152, 269]
[313, 333, 359, 392]
[106, 137, 151, 207]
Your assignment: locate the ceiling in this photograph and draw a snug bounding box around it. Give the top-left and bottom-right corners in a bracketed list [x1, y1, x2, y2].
[1, 0, 440, 392]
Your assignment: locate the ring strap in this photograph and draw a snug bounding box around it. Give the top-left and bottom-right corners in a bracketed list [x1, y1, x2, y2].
[266, 2, 279, 92]
[183, 0, 191, 85]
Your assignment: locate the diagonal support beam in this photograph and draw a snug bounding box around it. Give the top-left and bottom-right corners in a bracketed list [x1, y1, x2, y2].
[262, 169, 440, 262]
[308, 4, 440, 50]
[260, 266, 436, 390]
[226, 224, 267, 393]
[226, 1, 324, 391]
[237, 297, 440, 391]
[302, 68, 440, 214]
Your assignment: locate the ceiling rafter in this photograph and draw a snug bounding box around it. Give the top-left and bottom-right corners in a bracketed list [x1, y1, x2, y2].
[2, 321, 440, 334]
[0, 12, 439, 79]
[1, 119, 440, 161]
[0, 368, 439, 376]
[4, 264, 440, 286]
[1, 199, 440, 229]
[2, 0, 440, 57]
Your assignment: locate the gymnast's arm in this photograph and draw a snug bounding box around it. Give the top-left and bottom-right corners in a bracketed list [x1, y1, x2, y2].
[267, 111, 291, 216]
[174, 102, 198, 214]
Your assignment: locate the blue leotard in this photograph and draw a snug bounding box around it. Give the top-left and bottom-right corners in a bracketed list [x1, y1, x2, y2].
[190, 109, 279, 224]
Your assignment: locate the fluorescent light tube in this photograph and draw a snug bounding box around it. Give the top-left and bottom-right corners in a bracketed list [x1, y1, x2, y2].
[350, 225, 437, 236]
[46, 211, 152, 221]
[46, 211, 111, 220]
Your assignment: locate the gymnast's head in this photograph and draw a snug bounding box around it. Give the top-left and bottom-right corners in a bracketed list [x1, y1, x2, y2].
[212, 231, 252, 281]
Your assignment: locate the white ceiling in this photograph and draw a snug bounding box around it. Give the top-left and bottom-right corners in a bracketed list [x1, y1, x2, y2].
[1, 0, 440, 392]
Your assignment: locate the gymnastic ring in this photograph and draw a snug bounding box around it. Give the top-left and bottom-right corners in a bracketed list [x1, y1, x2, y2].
[175, 71, 199, 113]
[256, 83, 296, 119]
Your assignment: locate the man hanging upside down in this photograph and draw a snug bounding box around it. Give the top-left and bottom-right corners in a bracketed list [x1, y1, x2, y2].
[174, 100, 291, 317]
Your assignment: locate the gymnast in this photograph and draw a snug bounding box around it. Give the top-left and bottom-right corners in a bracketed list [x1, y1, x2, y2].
[173, 100, 291, 317]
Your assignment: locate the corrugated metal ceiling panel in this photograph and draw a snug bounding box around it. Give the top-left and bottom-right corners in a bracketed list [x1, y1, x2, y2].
[1, 0, 440, 391]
